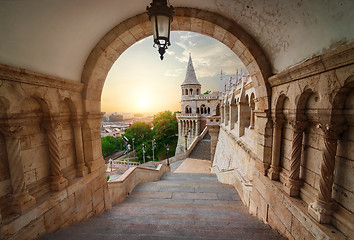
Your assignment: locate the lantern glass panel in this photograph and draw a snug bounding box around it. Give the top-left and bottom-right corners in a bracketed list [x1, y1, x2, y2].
[151, 15, 157, 40]
[156, 15, 170, 39]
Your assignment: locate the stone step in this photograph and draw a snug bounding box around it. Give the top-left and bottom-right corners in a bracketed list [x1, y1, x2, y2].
[39, 172, 285, 240]
[189, 133, 211, 160]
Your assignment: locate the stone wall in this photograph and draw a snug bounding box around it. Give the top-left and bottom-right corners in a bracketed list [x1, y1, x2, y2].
[212, 43, 354, 239]
[0, 64, 110, 240]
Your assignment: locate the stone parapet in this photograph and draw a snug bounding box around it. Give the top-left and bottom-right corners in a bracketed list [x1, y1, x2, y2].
[108, 164, 170, 205]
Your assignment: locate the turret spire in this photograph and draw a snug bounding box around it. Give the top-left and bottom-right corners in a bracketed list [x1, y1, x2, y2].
[182, 54, 200, 85]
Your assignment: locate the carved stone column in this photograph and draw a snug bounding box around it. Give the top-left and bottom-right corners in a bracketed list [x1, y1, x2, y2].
[268, 118, 285, 180]
[283, 120, 307, 197]
[44, 117, 68, 191]
[208, 125, 220, 166]
[0, 126, 36, 213]
[71, 117, 88, 177]
[308, 123, 345, 223]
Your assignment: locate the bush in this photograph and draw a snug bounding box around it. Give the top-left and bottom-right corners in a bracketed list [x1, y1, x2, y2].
[101, 136, 120, 157]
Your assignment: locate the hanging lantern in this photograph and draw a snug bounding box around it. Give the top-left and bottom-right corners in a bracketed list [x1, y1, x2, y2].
[146, 0, 174, 60]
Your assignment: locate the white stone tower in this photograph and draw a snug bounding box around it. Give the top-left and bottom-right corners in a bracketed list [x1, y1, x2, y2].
[175, 54, 221, 156]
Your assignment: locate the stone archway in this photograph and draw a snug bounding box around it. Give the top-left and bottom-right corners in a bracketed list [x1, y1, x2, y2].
[81, 7, 272, 114]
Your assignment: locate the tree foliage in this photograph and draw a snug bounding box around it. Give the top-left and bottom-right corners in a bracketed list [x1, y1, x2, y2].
[152, 111, 178, 159]
[101, 136, 120, 157]
[117, 111, 178, 163]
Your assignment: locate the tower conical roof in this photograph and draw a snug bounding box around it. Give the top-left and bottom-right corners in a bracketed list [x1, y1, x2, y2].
[182, 54, 200, 85]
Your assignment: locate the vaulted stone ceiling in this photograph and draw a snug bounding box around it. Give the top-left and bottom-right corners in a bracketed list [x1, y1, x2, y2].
[0, 0, 353, 81]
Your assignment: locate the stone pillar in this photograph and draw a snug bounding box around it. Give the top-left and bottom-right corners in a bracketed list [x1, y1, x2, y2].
[196, 119, 200, 136]
[179, 120, 182, 136]
[44, 117, 68, 191]
[221, 105, 224, 123]
[308, 123, 345, 223]
[268, 118, 285, 180]
[249, 102, 255, 129]
[192, 121, 195, 137]
[0, 126, 36, 213]
[283, 120, 307, 197]
[229, 103, 237, 130]
[82, 112, 106, 173]
[208, 125, 220, 166]
[225, 105, 229, 126]
[71, 117, 88, 177]
[237, 102, 249, 137]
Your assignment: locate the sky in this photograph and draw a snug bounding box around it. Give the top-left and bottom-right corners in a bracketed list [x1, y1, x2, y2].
[101, 31, 246, 114]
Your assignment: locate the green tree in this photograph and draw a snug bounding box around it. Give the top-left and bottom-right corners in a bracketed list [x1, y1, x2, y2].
[101, 136, 120, 157]
[152, 111, 178, 159]
[120, 121, 153, 162]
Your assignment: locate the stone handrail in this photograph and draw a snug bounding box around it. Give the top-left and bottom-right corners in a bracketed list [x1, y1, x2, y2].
[108, 164, 170, 205]
[109, 159, 139, 167]
[185, 127, 208, 157]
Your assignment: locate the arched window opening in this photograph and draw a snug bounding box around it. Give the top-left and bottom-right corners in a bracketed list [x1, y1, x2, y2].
[208, 107, 210, 114]
[190, 89, 193, 95]
[196, 107, 199, 114]
[185, 89, 188, 95]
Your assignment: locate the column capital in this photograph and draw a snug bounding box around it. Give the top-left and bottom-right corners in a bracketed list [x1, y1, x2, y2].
[316, 123, 347, 141]
[289, 120, 307, 131]
[42, 115, 61, 131]
[71, 116, 83, 127]
[0, 125, 24, 138]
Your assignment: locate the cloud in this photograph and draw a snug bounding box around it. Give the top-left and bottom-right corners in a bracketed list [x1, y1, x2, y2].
[166, 50, 175, 55]
[163, 68, 184, 77]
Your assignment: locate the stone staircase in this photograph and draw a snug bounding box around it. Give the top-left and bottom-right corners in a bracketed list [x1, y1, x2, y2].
[39, 173, 284, 240]
[189, 132, 211, 160]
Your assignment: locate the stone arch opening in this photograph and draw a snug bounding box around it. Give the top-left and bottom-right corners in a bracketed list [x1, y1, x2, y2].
[81, 8, 271, 115]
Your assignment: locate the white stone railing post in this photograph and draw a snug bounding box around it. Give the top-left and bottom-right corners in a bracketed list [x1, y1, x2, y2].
[308, 123, 345, 223]
[283, 120, 307, 197]
[0, 126, 36, 213]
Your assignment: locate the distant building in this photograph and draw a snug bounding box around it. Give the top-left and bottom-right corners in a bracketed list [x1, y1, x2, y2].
[109, 114, 123, 122]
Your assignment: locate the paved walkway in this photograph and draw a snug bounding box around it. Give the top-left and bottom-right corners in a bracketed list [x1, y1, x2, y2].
[39, 171, 284, 240]
[174, 158, 211, 174]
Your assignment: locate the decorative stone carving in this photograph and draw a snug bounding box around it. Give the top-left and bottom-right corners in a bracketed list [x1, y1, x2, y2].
[283, 120, 307, 197]
[308, 123, 346, 223]
[268, 118, 285, 180]
[0, 126, 36, 213]
[43, 117, 68, 191]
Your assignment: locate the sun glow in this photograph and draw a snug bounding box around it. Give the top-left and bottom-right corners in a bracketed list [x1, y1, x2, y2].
[138, 96, 150, 109]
